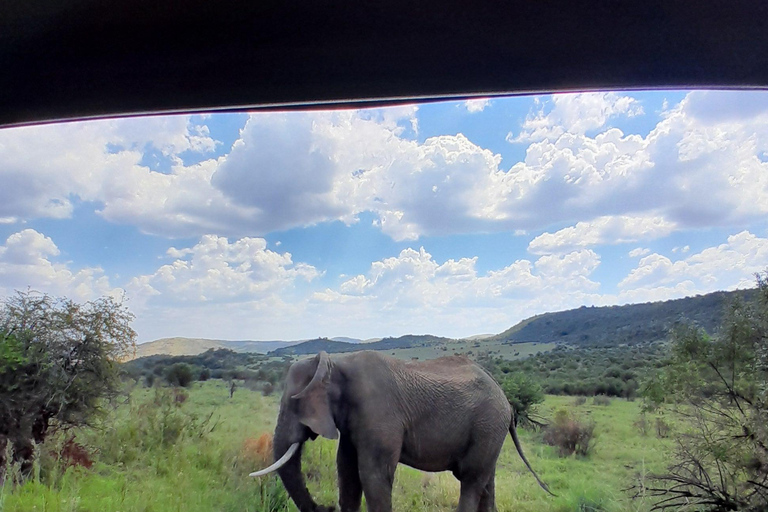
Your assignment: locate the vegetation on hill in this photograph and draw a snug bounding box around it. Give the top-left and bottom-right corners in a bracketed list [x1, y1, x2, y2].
[122, 348, 293, 392]
[490, 288, 759, 347]
[480, 342, 667, 398]
[134, 337, 304, 358]
[268, 334, 453, 356]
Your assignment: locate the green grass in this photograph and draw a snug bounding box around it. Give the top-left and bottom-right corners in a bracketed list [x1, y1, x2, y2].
[1, 383, 673, 512]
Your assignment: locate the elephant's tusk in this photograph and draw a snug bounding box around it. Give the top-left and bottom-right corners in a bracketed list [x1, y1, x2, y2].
[249, 442, 300, 477]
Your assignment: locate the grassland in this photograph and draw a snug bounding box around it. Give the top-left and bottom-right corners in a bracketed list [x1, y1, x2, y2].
[1, 379, 676, 512]
[384, 340, 557, 362]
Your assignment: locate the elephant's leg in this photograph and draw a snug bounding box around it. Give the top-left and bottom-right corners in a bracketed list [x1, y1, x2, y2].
[356, 444, 400, 512]
[337, 436, 362, 512]
[456, 478, 487, 512]
[477, 474, 496, 512]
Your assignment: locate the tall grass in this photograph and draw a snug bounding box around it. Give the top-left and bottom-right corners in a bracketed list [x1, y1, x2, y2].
[2, 382, 673, 511]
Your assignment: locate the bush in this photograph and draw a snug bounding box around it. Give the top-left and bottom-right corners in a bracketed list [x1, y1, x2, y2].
[636, 272, 768, 511]
[501, 373, 545, 427]
[165, 363, 194, 387]
[199, 368, 210, 381]
[543, 409, 596, 457]
[96, 389, 213, 465]
[633, 413, 650, 436]
[0, 291, 136, 472]
[592, 395, 611, 406]
[573, 396, 587, 406]
[654, 416, 670, 438]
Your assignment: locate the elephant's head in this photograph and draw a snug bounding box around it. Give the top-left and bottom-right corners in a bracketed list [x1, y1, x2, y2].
[250, 351, 338, 512]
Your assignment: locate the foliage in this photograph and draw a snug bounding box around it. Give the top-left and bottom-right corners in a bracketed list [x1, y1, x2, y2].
[479, 342, 663, 398]
[592, 395, 611, 406]
[637, 273, 768, 511]
[490, 288, 758, 347]
[0, 291, 136, 472]
[269, 334, 453, 356]
[500, 373, 545, 427]
[542, 409, 596, 457]
[165, 362, 195, 387]
[122, 348, 292, 390]
[97, 388, 213, 465]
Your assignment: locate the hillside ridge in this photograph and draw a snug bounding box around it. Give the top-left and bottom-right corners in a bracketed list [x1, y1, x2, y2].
[134, 287, 757, 358]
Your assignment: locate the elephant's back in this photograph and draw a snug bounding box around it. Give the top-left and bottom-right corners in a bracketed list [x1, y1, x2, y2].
[404, 354, 497, 385]
[401, 355, 509, 409]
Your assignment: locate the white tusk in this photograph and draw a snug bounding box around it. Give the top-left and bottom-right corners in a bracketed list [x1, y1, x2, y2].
[249, 442, 300, 477]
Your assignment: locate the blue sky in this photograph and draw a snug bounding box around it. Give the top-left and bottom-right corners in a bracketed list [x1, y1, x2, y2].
[1, 90, 767, 343]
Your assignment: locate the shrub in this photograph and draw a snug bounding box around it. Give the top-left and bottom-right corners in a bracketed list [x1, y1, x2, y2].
[635, 272, 768, 511]
[501, 373, 545, 427]
[96, 388, 213, 465]
[165, 363, 194, 387]
[654, 416, 670, 438]
[633, 413, 650, 436]
[199, 368, 210, 381]
[0, 291, 136, 473]
[573, 396, 587, 406]
[592, 395, 611, 406]
[543, 409, 596, 457]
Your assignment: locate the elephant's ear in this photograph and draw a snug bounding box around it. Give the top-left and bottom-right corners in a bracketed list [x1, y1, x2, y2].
[291, 351, 338, 440]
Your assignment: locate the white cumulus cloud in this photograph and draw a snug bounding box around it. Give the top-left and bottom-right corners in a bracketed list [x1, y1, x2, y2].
[528, 216, 676, 254]
[0, 229, 120, 301]
[618, 230, 768, 300]
[464, 98, 491, 113]
[509, 92, 643, 142]
[128, 235, 321, 305]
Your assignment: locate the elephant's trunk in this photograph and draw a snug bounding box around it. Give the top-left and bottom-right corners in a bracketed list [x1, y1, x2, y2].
[272, 426, 318, 512]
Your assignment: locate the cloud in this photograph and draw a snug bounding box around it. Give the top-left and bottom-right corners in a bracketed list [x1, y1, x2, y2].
[306, 246, 601, 337]
[464, 98, 491, 113]
[528, 215, 676, 254]
[210, 109, 505, 241]
[629, 247, 651, 258]
[2, 91, 768, 248]
[509, 92, 643, 142]
[127, 235, 320, 305]
[618, 230, 768, 299]
[0, 229, 120, 301]
[528, 215, 675, 254]
[0, 115, 217, 229]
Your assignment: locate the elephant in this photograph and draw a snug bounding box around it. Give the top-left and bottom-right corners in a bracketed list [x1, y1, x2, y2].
[251, 350, 552, 512]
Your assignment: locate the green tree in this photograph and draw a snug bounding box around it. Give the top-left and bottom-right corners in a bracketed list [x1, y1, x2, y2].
[639, 272, 768, 511]
[501, 373, 545, 428]
[0, 291, 136, 473]
[164, 363, 194, 387]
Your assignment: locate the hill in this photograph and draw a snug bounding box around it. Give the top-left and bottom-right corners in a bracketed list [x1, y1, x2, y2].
[269, 334, 454, 356]
[133, 337, 305, 358]
[490, 288, 759, 347]
[133, 288, 758, 360]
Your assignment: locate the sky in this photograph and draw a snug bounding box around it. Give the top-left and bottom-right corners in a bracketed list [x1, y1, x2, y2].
[1, 90, 768, 343]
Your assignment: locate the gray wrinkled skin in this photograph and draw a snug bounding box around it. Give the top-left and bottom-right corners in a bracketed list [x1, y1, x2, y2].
[270, 350, 550, 512]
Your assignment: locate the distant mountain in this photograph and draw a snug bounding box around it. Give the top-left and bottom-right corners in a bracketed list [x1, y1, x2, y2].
[133, 337, 304, 358]
[329, 337, 364, 344]
[461, 334, 494, 341]
[269, 334, 454, 356]
[489, 288, 759, 347]
[133, 287, 759, 360]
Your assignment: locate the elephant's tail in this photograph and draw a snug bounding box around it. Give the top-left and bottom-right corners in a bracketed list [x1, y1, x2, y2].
[509, 418, 556, 496]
